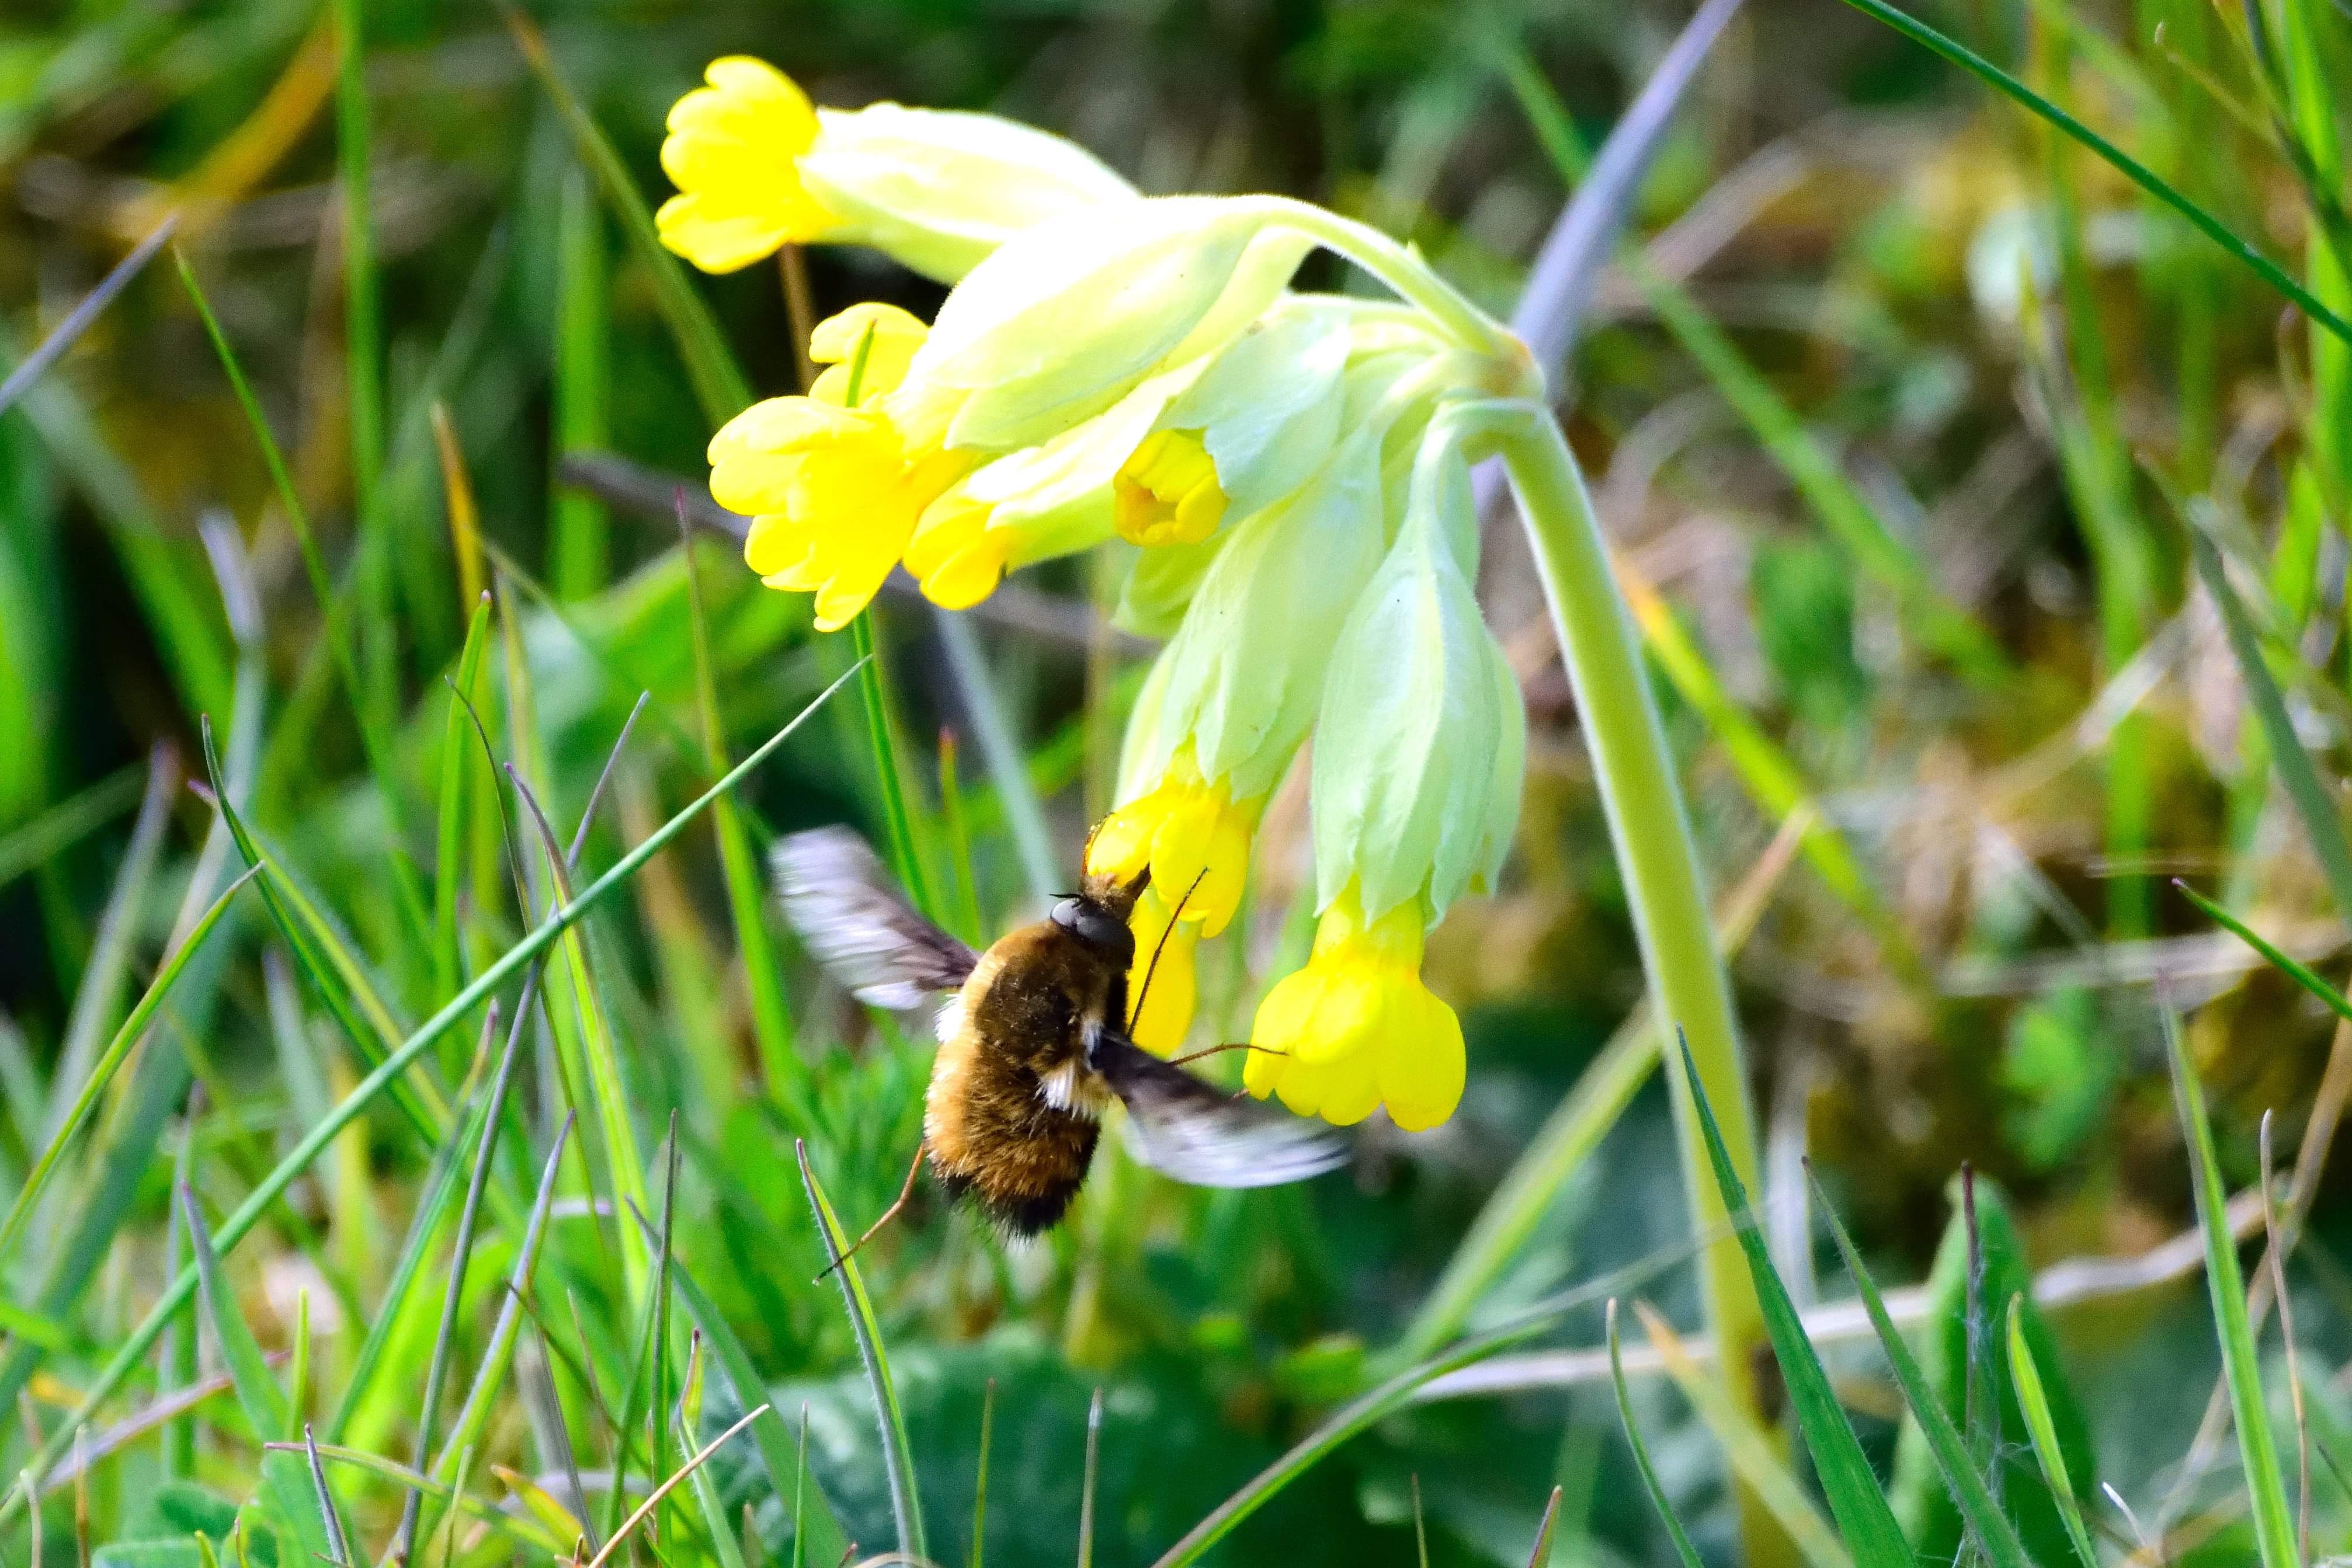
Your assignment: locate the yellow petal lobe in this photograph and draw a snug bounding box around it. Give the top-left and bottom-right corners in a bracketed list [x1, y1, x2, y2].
[1114, 429, 1227, 546]
[658, 57, 839, 272]
[1244, 886, 1464, 1131]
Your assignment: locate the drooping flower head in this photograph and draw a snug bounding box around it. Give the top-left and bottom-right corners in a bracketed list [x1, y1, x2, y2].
[659, 57, 1135, 282]
[666, 55, 1541, 1128]
[1239, 432, 1525, 1129]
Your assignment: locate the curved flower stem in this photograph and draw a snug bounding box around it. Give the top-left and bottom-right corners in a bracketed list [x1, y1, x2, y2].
[1250, 198, 1523, 366]
[1492, 401, 1773, 1464]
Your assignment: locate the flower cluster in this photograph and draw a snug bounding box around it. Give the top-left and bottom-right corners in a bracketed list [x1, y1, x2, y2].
[664, 59, 1537, 1132]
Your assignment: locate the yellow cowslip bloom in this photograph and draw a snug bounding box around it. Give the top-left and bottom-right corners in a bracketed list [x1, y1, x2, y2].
[1243, 885, 1464, 1131]
[903, 367, 1183, 609]
[1123, 886, 1200, 1057]
[1085, 752, 1255, 938]
[1115, 430, 1225, 546]
[1111, 301, 1353, 548]
[658, 57, 1134, 283]
[717, 303, 971, 631]
[658, 59, 839, 273]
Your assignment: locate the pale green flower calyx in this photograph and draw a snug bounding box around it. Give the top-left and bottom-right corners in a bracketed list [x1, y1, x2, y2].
[1308, 431, 1526, 926]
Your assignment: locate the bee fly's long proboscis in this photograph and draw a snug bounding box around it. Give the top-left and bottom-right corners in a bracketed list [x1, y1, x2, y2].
[772, 826, 1347, 1241]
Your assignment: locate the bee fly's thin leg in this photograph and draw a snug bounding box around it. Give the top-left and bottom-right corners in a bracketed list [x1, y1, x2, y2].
[817, 1142, 926, 1283]
[1170, 1041, 1285, 1068]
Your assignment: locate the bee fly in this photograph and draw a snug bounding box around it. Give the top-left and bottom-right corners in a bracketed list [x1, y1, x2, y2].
[773, 827, 1345, 1254]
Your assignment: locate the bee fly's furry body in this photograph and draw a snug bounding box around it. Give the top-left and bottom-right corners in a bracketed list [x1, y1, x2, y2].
[773, 827, 1345, 1246]
[925, 923, 1117, 1233]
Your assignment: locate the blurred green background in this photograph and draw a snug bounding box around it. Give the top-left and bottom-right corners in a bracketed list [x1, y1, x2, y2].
[3, 0, 2350, 1563]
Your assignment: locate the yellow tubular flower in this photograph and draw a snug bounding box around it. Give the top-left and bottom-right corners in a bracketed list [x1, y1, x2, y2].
[658, 58, 840, 273]
[1085, 754, 1254, 938]
[1123, 886, 1199, 1058]
[659, 58, 1135, 283]
[715, 303, 970, 631]
[1243, 885, 1464, 1131]
[1114, 430, 1225, 545]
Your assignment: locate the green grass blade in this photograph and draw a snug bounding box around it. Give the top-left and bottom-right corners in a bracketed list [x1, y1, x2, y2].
[682, 528, 804, 1118]
[1635, 1300, 1853, 1568]
[503, 6, 752, 426]
[971, 1376, 995, 1568]
[633, 1215, 852, 1568]
[2188, 525, 2352, 918]
[798, 1141, 927, 1562]
[1149, 1313, 1555, 1568]
[435, 594, 492, 1003]
[176, 249, 428, 945]
[1524, 1487, 1562, 1568]
[429, 1114, 573, 1493]
[301, 1427, 355, 1568]
[1607, 1301, 1706, 1568]
[2163, 1002, 2299, 1568]
[1676, 1038, 1911, 1566]
[272, 1443, 562, 1553]
[552, 165, 611, 599]
[1077, 1387, 1103, 1568]
[322, 1068, 480, 1444]
[1836, 0, 2352, 345]
[0, 765, 142, 894]
[2176, 879, 2352, 1023]
[42, 749, 173, 1142]
[391, 1002, 530, 1566]
[332, 0, 381, 503]
[0, 662, 863, 1512]
[0, 865, 256, 1275]
[181, 1183, 288, 1439]
[2006, 1298, 2100, 1568]
[1809, 1167, 2033, 1568]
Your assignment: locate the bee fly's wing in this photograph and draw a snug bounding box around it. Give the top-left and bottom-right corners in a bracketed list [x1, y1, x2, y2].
[772, 827, 978, 1010]
[1090, 1033, 1347, 1188]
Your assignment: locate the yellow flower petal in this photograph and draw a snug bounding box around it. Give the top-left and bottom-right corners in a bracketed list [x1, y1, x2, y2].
[1114, 428, 1227, 546]
[1242, 883, 1464, 1131]
[658, 57, 838, 273]
[714, 384, 968, 630]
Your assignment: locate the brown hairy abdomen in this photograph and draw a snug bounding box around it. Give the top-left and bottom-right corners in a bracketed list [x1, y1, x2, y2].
[923, 926, 1106, 1235]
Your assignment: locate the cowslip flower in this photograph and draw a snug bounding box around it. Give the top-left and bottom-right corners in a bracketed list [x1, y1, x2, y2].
[658, 58, 1134, 281]
[1238, 435, 1522, 1127]
[717, 303, 974, 631]
[1111, 303, 1352, 547]
[1243, 886, 1463, 1131]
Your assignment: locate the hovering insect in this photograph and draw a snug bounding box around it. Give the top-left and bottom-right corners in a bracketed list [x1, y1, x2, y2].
[773, 827, 1345, 1250]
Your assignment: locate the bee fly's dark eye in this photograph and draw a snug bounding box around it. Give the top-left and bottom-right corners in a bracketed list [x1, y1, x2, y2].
[1052, 898, 1134, 965]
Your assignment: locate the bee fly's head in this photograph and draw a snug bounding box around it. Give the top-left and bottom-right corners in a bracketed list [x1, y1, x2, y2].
[1051, 896, 1135, 967]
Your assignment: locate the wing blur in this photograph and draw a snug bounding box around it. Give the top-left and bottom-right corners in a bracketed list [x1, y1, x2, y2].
[771, 827, 978, 1010]
[1090, 1032, 1347, 1188]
